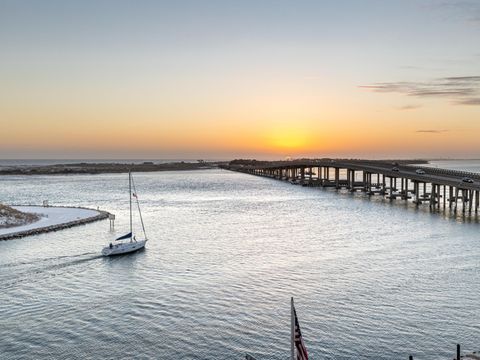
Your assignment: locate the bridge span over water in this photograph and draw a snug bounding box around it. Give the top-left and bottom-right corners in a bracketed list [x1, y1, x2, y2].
[223, 159, 480, 215]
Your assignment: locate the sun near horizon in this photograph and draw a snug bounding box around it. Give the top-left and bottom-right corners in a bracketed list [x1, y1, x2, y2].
[1, 1, 479, 160]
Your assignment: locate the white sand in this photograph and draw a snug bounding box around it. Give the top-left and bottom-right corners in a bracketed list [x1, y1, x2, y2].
[0, 206, 101, 236]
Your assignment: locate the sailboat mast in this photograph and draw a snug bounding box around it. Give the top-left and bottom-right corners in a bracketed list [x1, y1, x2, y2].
[131, 175, 147, 240]
[129, 171, 133, 242]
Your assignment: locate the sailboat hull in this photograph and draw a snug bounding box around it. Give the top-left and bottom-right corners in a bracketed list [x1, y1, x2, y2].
[102, 172, 149, 257]
[102, 240, 147, 256]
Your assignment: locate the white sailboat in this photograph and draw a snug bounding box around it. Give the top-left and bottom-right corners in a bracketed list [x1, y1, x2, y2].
[102, 171, 148, 256]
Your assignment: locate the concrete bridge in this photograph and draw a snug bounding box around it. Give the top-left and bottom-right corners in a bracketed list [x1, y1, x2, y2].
[223, 159, 480, 215]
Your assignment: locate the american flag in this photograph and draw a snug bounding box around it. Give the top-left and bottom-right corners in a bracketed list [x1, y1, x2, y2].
[293, 302, 309, 360]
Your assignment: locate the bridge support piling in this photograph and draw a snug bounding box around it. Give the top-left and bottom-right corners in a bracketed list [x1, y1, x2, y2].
[227, 160, 480, 218]
[389, 177, 393, 199]
[350, 169, 355, 192]
[335, 168, 339, 189]
[403, 178, 408, 200]
[438, 185, 441, 210]
[469, 190, 473, 213]
[471, 190, 474, 213]
[348, 169, 351, 191]
[475, 190, 479, 214]
[443, 185, 446, 209]
[449, 186, 453, 209]
[429, 184, 435, 208]
[370, 173, 373, 192]
[456, 187, 460, 212]
[413, 181, 418, 205]
[366, 172, 371, 193]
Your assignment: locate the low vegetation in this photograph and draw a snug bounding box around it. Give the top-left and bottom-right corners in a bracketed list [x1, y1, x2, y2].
[0, 161, 227, 176]
[0, 204, 39, 228]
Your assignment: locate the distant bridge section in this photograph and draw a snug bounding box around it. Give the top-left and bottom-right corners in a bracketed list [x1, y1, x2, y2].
[222, 159, 480, 215]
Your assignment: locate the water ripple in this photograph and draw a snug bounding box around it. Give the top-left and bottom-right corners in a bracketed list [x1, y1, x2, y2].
[0, 169, 479, 359]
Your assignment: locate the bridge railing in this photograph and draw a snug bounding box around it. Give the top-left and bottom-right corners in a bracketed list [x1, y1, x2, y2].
[404, 164, 480, 180]
[226, 160, 480, 180]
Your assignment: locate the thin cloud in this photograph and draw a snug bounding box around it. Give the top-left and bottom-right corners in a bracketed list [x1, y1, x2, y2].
[438, 1, 480, 24]
[397, 104, 422, 110]
[444, 76, 480, 81]
[410, 89, 474, 97]
[457, 98, 480, 105]
[360, 76, 480, 106]
[415, 129, 449, 134]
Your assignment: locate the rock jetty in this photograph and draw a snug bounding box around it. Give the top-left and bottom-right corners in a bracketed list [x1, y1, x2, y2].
[0, 206, 110, 241]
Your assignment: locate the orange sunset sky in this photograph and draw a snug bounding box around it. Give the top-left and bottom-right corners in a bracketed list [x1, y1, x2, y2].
[1, 1, 479, 159]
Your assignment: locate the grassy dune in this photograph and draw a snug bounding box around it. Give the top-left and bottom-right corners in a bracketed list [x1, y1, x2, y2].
[0, 204, 40, 228]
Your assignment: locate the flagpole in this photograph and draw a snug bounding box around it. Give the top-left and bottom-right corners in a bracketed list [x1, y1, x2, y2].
[291, 297, 295, 360]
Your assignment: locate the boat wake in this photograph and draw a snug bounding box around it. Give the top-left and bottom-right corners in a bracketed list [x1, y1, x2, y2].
[0, 252, 98, 269]
[0, 252, 103, 290]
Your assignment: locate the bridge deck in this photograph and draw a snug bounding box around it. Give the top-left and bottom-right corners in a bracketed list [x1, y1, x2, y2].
[223, 159, 480, 215]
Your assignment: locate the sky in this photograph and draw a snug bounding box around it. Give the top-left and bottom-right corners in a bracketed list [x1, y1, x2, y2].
[1, 0, 479, 160]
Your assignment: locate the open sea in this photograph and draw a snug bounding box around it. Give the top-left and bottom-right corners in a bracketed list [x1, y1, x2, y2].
[0, 160, 479, 359]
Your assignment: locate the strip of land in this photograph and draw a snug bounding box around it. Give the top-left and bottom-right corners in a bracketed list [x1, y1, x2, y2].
[0, 205, 109, 240]
[0, 161, 227, 176]
[0, 159, 429, 176]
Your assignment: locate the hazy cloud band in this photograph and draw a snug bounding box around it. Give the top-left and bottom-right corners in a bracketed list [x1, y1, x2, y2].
[360, 76, 480, 106]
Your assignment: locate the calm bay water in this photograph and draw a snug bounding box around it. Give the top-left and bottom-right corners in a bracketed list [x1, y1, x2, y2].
[0, 165, 479, 359]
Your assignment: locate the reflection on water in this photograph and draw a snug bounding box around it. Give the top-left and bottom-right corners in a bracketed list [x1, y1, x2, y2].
[0, 167, 479, 359]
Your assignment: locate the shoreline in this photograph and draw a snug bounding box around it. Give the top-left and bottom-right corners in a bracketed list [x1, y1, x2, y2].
[0, 205, 111, 241]
[0, 159, 429, 176]
[0, 161, 227, 176]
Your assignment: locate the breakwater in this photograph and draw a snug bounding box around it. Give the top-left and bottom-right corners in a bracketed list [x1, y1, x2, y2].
[0, 206, 110, 240]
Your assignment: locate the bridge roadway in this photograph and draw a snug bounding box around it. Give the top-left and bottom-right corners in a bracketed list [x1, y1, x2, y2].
[223, 159, 480, 215]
